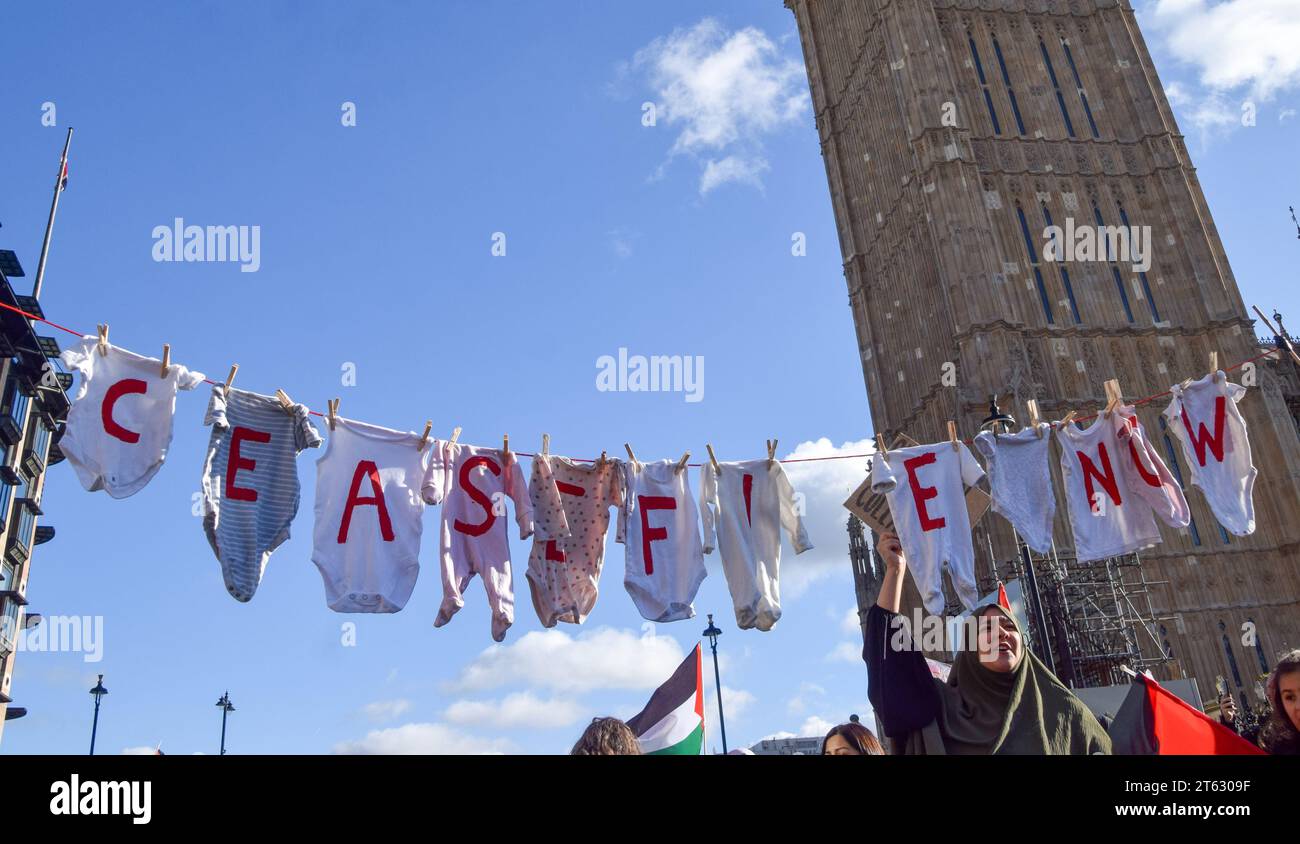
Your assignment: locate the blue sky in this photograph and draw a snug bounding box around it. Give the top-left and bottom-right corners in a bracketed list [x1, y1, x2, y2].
[0, 1, 1296, 754]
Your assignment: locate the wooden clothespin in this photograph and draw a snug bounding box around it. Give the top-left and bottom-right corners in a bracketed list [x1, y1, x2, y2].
[1060, 410, 1078, 428]
[767, 438, 778, 468]
[449, 426, 462, 445]
[503, 434, 510, 456]
[274, 389, 293, 412]
[541, 433, 550, 457]
[674, 451, 691, 474]
[946, 421, 959, 451]
[597, 449, 608, 468]
[326, 398, 339, 431]
[224, 364, 239, 393]
[1103, 379, 1122, 418]
[418, 421, 433, 452]
[1208, 351, 1219, 382]
[705, 444, 720, 473]
[159, 344, 170, 378]
[96, 324, 110, 357]
[624, 443, 639, 470]
[875, 433, 889, 460]
[1026, 399, 1043, 439]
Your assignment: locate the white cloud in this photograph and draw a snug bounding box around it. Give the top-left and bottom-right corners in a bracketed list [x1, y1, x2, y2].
[825, 641, 861, 663]
[1148, 0, 1300, 100]
[332, 723, 512, 755]
[633, 18, 808, 194]
[361, 699, 411, 723]
[712, 686, 756, 720]
[1144, 0, 1300, 141]
[699, 155, 770, 195]
[778, 437, 874, 598]
[787, 681, 826, 715]
[443, 692, 586, 730]
[799, 715, 837, 737]
[840, 606, 861, 636]
[445, 626, 686, 695]
[1280, 108, 1297, 123]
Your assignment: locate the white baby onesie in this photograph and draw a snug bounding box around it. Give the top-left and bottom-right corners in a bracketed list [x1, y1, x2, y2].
[312, 417, 430, 613]
[1055, 415, 1161, 563]
[869, 442, 985, 615]
[527, 455, 623, 628]
[1113, 405, 1191, 530]
[1163, 373, 1257, 536]
[422, 443, 533, 642]
[59, 337, 205, 498]
[973, 425, 1056, 554]
[700, 459, 813, 632]
[618, 460, 707, 623]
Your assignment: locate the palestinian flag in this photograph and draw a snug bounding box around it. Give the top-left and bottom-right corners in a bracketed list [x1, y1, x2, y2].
[627, 645, 705, 755]
[1110, 673, 1264, 755]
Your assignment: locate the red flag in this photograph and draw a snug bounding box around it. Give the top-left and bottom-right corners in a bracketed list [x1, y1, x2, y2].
[1111, 674, 1264, 755]
[996, 581, 1011, 611]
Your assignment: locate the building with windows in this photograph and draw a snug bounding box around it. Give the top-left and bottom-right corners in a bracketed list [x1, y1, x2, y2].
[785, 0, 1300, 699]
[0, 247, 72, 744]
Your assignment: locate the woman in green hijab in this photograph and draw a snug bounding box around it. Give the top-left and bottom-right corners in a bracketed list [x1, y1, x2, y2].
[863, 532, 1111, 755]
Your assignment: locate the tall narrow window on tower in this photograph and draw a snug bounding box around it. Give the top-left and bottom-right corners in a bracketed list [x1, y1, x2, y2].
[968, 34, 1002, 135]
[1219, 622, 1243, 687]
[1040, 39, 1076, 138]
[1061, 37, 1101, 139]
[992, 36, 1027, 135]
[1117, 204, 1162, 323]
[1040, 202, 1082, 323]
[1092, 200, 1135, 322]
[1015, 204, 1055, 324]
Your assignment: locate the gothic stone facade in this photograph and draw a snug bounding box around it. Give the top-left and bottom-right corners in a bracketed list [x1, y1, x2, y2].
[786, 0, 1300, 699]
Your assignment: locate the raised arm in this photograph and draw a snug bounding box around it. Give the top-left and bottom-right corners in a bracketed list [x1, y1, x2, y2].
[876, 531, 906, 613]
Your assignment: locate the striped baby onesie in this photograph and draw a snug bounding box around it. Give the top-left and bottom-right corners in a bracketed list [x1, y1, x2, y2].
[200, 386, 322, 601]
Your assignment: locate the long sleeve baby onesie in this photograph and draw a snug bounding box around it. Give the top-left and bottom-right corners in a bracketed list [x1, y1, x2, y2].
[201, 386, 322, 602]
[869, 442, 985, 615]
[1055, 415, 1162, 563]
[422, 442, 533, 642]
[312, 417, 431, 613]
[1162, 372, 1257, 536]
[973, 425, 1056, 554]
[700, 458, 812, 631]
[618, 459, 706, 623]
[59, 337, 205, 498]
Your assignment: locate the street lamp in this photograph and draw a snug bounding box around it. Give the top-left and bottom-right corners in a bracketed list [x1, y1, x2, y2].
[702, 614, 728, 754]
[216, 691, 235, 756]
[88, 674, 107, 755]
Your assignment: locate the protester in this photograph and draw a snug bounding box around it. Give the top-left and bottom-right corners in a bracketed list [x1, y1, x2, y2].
[1259, 650, 1300, 755]
[569, 717, 643, 755]
[821, 721, 885, 755]
[864, 531, 1111, 754]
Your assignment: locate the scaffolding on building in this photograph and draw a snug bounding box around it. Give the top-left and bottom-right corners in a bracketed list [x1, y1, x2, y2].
[848, 515, 1176, 689]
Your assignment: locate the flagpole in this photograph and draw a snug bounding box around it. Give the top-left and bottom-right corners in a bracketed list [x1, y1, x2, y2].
[32, 126, 73, 301]
[703, 614, 727, 754]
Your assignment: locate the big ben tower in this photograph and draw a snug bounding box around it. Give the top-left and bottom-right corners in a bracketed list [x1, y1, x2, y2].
[785, 0, 1300, 696]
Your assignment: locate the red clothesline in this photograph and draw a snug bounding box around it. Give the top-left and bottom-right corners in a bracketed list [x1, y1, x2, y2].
[0, 298, 1282, 467]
